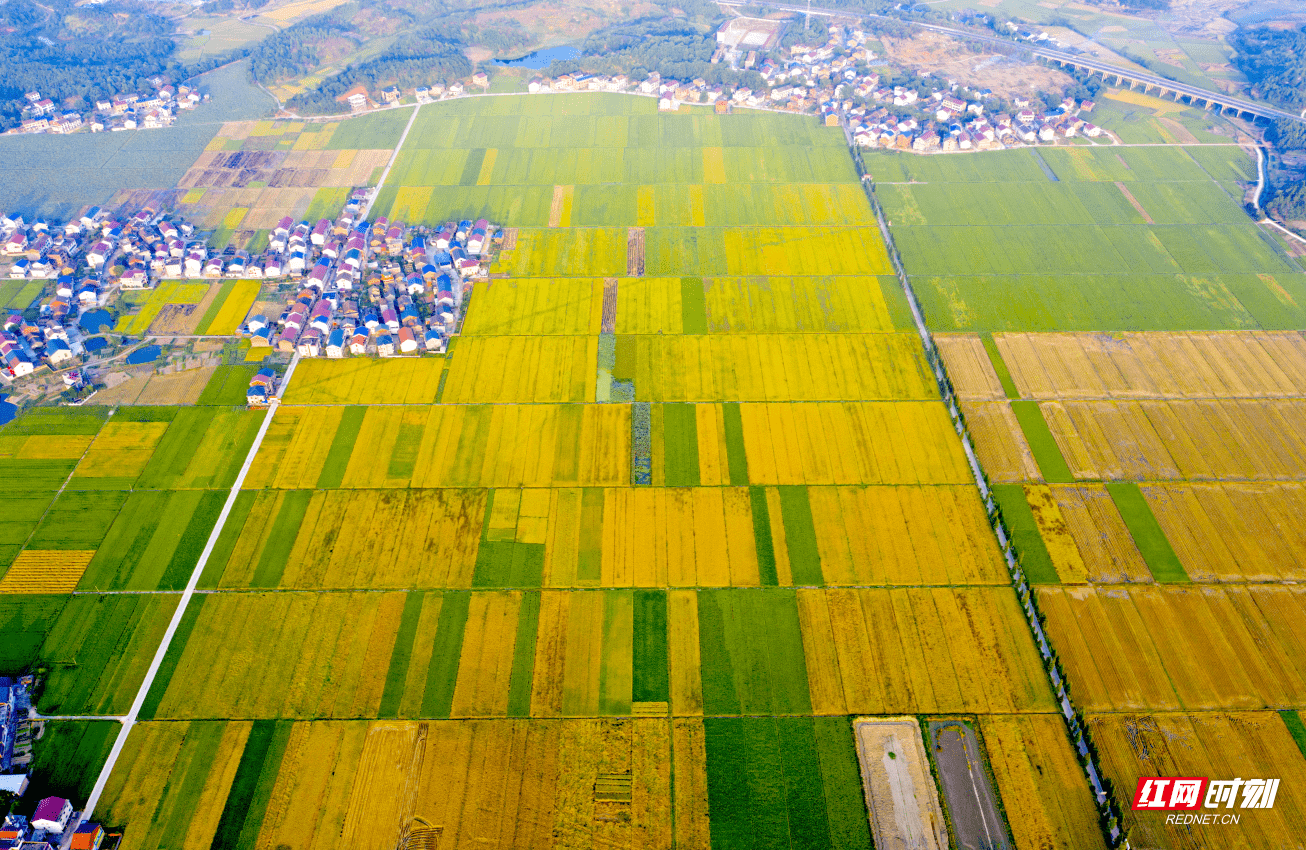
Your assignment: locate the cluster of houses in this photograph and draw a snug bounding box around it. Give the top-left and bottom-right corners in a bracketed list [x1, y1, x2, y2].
[0, 678, 104, 848]
[246, 204, 496, 361]
[0, 803, 105, 849]
[848, 95, 1100, 151]
[11, 78, 207, 136]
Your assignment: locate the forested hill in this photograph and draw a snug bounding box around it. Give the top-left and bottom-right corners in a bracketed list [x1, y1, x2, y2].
[1230, 25, 1306, 112]
[0, 0, 184, 129]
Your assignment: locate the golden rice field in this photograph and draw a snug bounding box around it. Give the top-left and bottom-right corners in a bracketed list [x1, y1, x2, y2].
[208, 484, 1003, 591]
[0, 550, 96, 594]
[700, 276, 902, 333]
[462, 278, 606, 336]
[73, 421, 170, 479]
[245, 404, 630, 489]
[796, 587, 1053, 715]
[101, 718, 688, 850]
[441, 334, 935, 404]
[1142, 482, 1306, 582]
[283, 359, 446, 404]
[736, 402, 972, 485]
[115, 281, 212, 335]
[958, 401, 1040, 481]
[0, 434, 93, 459]
[1042, 398, 1306, 480]
[1037, 584, 1306, 711]
[154, 591, 407, 719]
[1039, 484, 1152, 583]
[980, 714, 1108, 850]
[209, 490, 484, 589]
[1089, 712, 1306, 850]
[934, 335, 1005, 399]
[96, 720, 252, 850]
[994, 331, 1306, 400]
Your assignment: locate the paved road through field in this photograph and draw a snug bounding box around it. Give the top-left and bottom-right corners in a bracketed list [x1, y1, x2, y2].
[71, 351, 303, 844]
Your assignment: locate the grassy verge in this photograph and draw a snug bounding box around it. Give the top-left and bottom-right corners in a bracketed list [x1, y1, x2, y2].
[1106, 481, 1189, 582]
[1009, 401, 1074, 483]
[992, 484, 1059, 584]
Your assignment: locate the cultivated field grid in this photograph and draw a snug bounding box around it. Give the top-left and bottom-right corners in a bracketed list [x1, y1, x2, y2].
[6, 93, 1300, 850]
[910, 141, 1306, 849]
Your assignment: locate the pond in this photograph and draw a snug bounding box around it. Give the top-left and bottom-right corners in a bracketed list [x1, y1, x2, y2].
[83, 337, 107, 353]
[494, 45, 580, 69]
[0, 394, 14, 426]
[79, 309, 112, 334]
[125, 344, 161, 365]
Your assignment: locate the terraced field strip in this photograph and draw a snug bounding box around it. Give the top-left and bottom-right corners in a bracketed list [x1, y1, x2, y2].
[81, 352, 303, 824]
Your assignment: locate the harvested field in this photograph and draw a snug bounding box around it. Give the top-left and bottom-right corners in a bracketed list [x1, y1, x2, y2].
[959, 401, 1040, 482]
[926, 720, 1010, 850]
[627, 227, 645, 276]
[1037, 584, 1306, 711]
[132, 365, 219, 405]
[853, 717, 948, 850]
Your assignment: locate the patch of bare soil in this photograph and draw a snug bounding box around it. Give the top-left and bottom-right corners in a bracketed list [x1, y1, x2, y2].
[881, 31, 1075, 99]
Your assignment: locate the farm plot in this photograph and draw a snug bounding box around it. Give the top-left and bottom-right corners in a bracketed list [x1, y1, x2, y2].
[35, 593, 179, 716]
[538, 484, 1004, 589]
[605, 334, 936, 402]
[1141, 482, 1306, 582]
[958, 402, 1040, 482]
[135, 406, 264, 489]
[966, 265, 1306, 327]
[0, 490, 59, 570]
[792, 588, 1053, 716]
[1089, 711, 1306, 850]
[70, 420, 173, 488]
[735, 402, 973, 485]
[994, 331, 1306, 399]
[1039, 399, 1306, 480]
[700, 276, 909, 333]
[980, 715, 1109, 850]
[114, 281, 212, 335]
[93, 719, 253, 850]
[27, 489, 131, 550]
[461, 278, 601, 336]
[17, 720, 118, 821]
[643, 226, 895, 277]
[125, 365, 218, 405]
[1036, 584, 1306, 711]
[704, 716, 871, 850]
[852, 717, 948, 850]
[77, 489, 226, 590]
[247, 404, 631, 489]
[0, 550, 94, 594]
[147, 591, 408, 719]
[282, 359, 445, 404]
[101, 717, 681, 850]
[440, 336, 597, 404]
[195, 279, 261, 334]
[201, 489, 484, 589]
